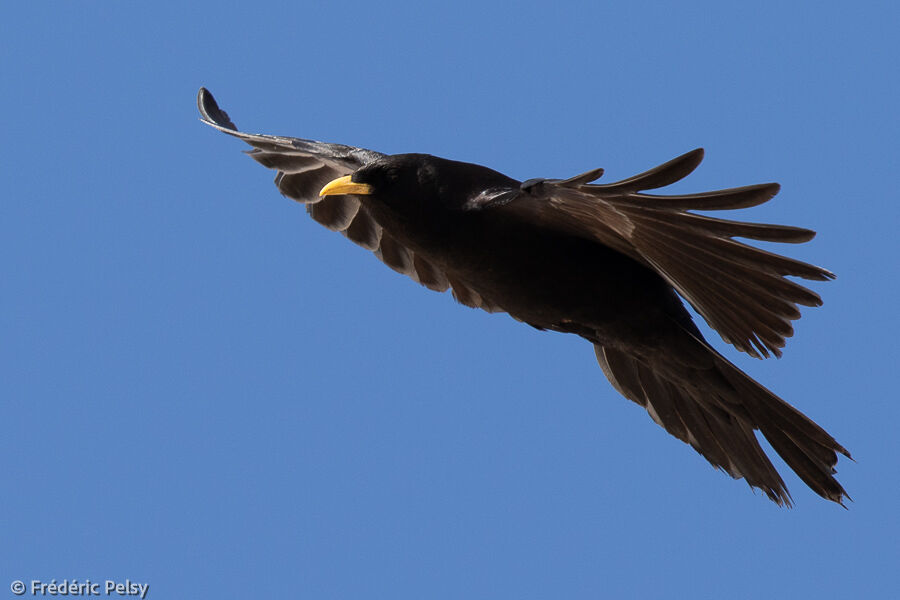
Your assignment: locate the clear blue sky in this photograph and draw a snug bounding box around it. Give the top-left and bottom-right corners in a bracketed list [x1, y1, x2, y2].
[3, 2, 897, 598]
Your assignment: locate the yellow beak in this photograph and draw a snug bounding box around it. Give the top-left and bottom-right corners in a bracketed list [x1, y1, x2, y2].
[319, 175, 374, 197]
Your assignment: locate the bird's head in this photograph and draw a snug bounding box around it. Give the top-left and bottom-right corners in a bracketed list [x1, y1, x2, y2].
[318, 154, 440, 209]
[318, 154, 519, 214]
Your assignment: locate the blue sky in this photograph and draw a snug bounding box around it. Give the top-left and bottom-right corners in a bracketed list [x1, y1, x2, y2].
[3, 1, 898, 598]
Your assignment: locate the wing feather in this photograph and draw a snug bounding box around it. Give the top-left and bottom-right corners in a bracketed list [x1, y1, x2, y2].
[307, 194, 361, 232]
[596, 344, 794, 505]
[198, 88, 384, 205]
[504, 149, 833, 358]
[590, 148, 705, 192]
[344, 206, 383, 251]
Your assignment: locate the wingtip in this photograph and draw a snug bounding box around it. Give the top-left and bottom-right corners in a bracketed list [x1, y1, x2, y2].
[660, 147, 706, 184]
[196, 87, 213, 120]
[589, 147, 708, 193]
[197, 86, 238, 130]
[678, 147, 705, 174]
[831, 486, 852, 509]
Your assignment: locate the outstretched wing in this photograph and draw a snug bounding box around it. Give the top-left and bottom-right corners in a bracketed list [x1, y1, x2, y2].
[198, 87, 385, 203]
[198, 88, 502, 310]
[500, 149, 834, 358]
[595, 334, 850, 507]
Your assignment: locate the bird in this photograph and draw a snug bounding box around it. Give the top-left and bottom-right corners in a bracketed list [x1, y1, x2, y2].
[197, 87, 849, 507]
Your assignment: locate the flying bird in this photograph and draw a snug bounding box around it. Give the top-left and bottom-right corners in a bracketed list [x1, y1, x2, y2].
[197, 87, 849, 506]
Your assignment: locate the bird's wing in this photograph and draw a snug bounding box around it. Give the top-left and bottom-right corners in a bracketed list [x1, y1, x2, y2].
[498, 149, 834, 358]
[198, 87, 385, 203]
[306, 196, 505, 311]
[595, 334, 849, 506]
[198, 88, 502, 311]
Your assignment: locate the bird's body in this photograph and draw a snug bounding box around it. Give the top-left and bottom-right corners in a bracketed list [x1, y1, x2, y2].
[198, 88, 850, 506]
[323, 153, 695, 352]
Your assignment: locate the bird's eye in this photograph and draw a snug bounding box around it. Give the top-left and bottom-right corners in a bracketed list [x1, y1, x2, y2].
[385, 168, 400, 182]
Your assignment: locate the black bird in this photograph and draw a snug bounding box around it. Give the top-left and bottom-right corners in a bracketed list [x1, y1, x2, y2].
[198, 88, 849, 506]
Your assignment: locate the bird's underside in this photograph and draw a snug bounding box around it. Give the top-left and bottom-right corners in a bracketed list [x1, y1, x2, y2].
[198, 87, 850, 506]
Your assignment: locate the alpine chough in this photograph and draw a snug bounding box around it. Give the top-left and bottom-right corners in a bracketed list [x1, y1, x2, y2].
[198, 87, 849, 507]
